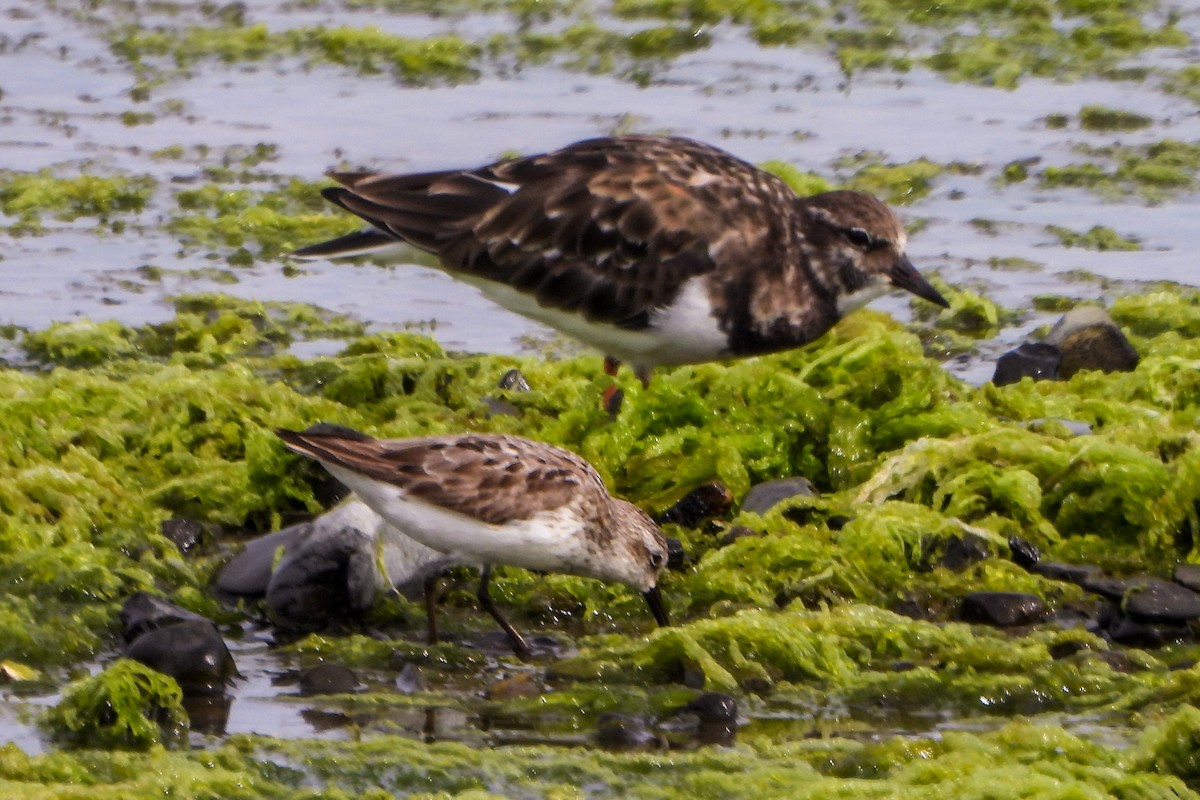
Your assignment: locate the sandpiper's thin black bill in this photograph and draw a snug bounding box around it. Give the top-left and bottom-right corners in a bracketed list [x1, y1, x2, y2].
[890, 256, 949, 308]
[643, 586, 670, 627]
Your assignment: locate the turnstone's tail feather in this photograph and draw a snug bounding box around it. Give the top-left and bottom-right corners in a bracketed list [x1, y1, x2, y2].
[293, 135, 948, 380]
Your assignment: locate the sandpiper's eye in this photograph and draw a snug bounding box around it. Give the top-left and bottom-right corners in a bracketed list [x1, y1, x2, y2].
[649, 550, 666, 569]
[845, 227, 873, 248]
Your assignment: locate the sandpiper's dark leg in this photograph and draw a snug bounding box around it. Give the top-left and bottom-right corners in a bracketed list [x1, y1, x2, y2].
[424, 574, 444, 645]
[603, 355, 621, 376]
[477, 565, 532, 659]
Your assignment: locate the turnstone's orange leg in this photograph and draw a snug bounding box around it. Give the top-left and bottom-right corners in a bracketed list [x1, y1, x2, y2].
[477, 565, 533, 661]
[603, 355, 621, 377]
[602, 355, 623, 413]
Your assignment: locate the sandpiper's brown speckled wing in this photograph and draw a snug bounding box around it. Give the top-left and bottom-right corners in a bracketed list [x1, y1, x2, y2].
[277, 426, 601, 525]
[310, 136, 799, 329]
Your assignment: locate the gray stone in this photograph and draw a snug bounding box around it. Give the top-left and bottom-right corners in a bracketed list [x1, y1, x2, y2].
[1125, 578, 1200, 622]
[1174, 564, 1200, 593]
[299, 663, 360, 696]
[217, 525, 304, 596]
[1031, 562, 1104, 585]
[120, 591, 209, 643]
[740, 477, 818, 515]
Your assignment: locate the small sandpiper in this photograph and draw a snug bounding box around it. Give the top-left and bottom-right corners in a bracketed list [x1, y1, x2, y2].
[292, 134, 949, 385]
[276, 424, 670, 658]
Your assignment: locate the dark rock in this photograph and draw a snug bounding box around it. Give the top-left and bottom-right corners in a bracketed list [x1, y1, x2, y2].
[498, 368, 530, 391]
[740, 477, 818, 516]
[217, 526, 304, 596]
[1031, 562, 1103, 585]
[922, 534, 990, 572]
[658, 481, 733, 527]
[1045, 306, 1139, 378]
[1105, 613, 1191, 648]
[826, 515, 853, 531]
[262, 501, 444, 630]
[1007, 536, 1040, 569]
[1174, 564, 1200, 593]
[1047, 640, 1092, 660]
[959, 592, 1046, 627]
[1125, 579, 1200, 622]
[160, 517, 213, 555]
[299, 663, 359, 696]
[718, 525, 756, 547]
[1079, 574, 1137, 601]
[119, 591, 209, 643]
[992, 342, 1061, 386]
[684, 692, 738, 724]
[395, 662, 426, 695]
[482, 397, 522, 418]
[125, 619, 236, 695]
[595, 713, 665, 752]
[665, 536, 687, 570]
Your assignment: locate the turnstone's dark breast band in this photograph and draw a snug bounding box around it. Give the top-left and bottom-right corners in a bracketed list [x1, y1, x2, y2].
[294, 135, 949, 384]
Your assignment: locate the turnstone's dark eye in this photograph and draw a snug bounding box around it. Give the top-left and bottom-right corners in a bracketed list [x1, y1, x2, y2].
[845, 227, 873, 249]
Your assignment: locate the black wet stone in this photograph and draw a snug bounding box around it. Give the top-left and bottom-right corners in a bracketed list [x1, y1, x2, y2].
[497, 368, 531, 391]
[1047, 640, 1092, 659]
[718, 525, 756, 547]
[1174, 564, 1200, 593]
[658, 481, 733, 527]
[217, 525, 304, 596]
[1105, 613, 1192, 648]
[1079, 574, 1138, 601]
[299, 663, 360, 696]
[119, 591, 210, 643]
[264, 519, 383, 629]
[595, 713, 664, 751]
[665, 536, 687, 570]
[125, 619, 236, 695]
[739, 477, 818, 515]
[1031, 562, 1103, 585]
[1007, 535, 1040, 569]
[160, 517, 213, 555]
[992, 342, 1061, 386]
[959, 592, 1046, 627]
[923, 534, 990, 572]
[1125, 579, 1200, 622]
[685, 692, 738, 723]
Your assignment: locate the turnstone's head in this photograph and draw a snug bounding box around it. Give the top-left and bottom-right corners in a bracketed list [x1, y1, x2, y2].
[802, 190, 949, 314]
[607, 498, 671, 626]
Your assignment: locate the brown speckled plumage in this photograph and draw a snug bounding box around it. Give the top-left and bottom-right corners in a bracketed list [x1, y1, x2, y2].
[294, 135, 947, 381]
[276, 424, 670, 658]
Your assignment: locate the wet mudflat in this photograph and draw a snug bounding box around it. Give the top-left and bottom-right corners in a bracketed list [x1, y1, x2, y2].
[5, 1, 1200, 798]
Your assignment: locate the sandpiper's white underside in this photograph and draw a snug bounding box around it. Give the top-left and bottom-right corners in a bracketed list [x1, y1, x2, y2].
[323, 462, 596, 574]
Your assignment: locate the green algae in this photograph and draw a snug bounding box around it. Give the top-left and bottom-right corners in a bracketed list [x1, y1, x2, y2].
[1047, 224, 1141, 251]
[43, 659, 187, 750]
[0, 171, 155, 233]
[1039, 139, 1200, 199]
[1078, 104, 1154, 132]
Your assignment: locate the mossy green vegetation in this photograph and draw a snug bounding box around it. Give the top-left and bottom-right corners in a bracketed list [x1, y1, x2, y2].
[1038, 139, 1200, 199]
[1047, 224, 1141, 251]
[8, 287, 1200, 794]
[43, 660, 187, 750]
[1078, 104, 1154, 132]
[0, 170, 156, 234]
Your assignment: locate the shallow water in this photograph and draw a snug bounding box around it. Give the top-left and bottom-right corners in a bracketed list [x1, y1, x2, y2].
[3, 1, 1199, 372]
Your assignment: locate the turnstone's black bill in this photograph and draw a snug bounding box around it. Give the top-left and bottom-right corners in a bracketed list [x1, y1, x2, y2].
[276, 424, 670, 659]
[293, 135, 949, 385]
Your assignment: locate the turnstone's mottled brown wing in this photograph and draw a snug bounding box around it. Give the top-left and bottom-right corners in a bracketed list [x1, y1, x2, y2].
[278, 428, 597, 524]
[317, 136, 797, 329]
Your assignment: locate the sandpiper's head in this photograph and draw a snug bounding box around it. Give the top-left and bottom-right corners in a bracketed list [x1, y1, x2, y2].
[802, 190, 948, 314]
[608, 499, 671, 627]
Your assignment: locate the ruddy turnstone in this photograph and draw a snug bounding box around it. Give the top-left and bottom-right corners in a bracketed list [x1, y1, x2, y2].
[292, 135, 949, 385]
[276, 424, 670, 658]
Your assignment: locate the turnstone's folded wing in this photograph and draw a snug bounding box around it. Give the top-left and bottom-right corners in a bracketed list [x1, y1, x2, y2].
[304, 136, 793, 330]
